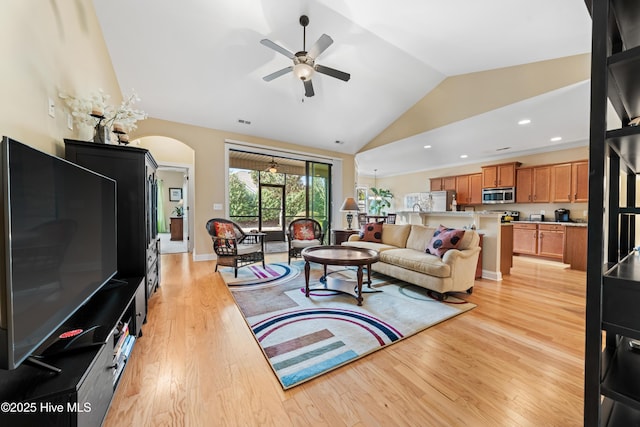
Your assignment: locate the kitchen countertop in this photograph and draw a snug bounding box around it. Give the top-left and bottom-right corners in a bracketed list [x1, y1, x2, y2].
[509, 220, 588, 227]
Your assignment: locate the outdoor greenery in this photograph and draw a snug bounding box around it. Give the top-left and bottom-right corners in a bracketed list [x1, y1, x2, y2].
[228, 169, 328, 229]
[368, 187, 394, 215]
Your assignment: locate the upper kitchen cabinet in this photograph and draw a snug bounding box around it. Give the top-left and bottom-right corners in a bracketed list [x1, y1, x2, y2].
[455, 173, 482, 205]
[550, 160, 589, 203]
[516, 166, 551, 203]
[430, 176, 456, 191]
[482, 162, 521, 188]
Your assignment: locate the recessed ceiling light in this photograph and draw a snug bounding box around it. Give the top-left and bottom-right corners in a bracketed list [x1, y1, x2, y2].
[550, 136, 562, 142]
[518, 119, 531, 125]
[460, 154, 468, 159]
[423, 145, 432, 149]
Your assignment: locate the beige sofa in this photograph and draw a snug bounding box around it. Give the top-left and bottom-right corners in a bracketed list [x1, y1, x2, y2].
[342, 223, 481, 299]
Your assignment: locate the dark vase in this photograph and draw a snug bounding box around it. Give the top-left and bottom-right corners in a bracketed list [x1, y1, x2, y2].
[93, 124, 110, 144]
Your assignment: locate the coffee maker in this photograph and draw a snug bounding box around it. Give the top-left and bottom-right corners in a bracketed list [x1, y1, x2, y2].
[555, 208, 570, 222]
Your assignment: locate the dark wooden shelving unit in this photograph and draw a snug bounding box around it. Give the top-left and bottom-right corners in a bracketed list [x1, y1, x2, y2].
[585, 0, 640, 425]
[64, 140, 161, 304]
[0, 277, 145, 427]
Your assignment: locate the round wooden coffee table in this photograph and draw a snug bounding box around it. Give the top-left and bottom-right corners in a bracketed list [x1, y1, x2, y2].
[301, 245, 380, 306]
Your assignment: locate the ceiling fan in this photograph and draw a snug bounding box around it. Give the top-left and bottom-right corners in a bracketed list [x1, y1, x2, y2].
[266, 157, 279, 173]
[260, 15, 350, 97]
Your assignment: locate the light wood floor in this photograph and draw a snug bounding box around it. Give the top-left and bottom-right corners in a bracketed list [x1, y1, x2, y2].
[104, 253, 586, 427]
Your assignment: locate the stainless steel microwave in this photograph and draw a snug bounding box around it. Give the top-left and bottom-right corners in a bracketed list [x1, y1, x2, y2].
[482, 187, 515, 204]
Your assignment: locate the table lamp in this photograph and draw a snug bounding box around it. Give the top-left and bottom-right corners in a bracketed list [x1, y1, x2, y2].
[340, 197, 360, 230]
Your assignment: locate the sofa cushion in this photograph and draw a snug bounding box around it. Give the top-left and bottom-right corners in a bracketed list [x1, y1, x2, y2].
[379, 248, 451, 278]
[457, 229, 478, 250]
[291, 239, 321, 249]
[425, 225, 465, 258]
[406, 225, 436, 252]
[381, 223, 411, 247]
[342, 240, 397, 253]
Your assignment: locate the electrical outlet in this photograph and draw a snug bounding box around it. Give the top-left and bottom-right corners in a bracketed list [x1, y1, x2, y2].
[540, 210, 545, 215]
[67, 113, 73, 130]
[213, 203, 223, 210]
[583, 210, 588, 217]
[47, 98, 55, 118]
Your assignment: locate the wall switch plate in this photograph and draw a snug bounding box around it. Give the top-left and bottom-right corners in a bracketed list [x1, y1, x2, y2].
[213, 203, 223, 210]
[48, 98, 55, 118]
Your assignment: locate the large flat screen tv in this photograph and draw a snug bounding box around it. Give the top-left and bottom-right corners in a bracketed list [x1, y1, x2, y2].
[0, 136, 117, 370]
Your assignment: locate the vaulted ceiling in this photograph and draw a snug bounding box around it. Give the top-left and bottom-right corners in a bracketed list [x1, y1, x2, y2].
[93, 0, 592, 176]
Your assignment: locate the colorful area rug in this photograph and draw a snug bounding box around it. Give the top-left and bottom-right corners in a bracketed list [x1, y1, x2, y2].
[219, 263, 300, 287]
[224, 261, 476, 389]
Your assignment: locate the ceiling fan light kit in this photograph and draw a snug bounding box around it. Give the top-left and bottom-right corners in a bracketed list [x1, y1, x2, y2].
[261, 15, 350, 97]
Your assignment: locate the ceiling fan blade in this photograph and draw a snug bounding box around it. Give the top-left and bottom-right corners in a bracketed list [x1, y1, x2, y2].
[303, 79, 315, 97]
[263, 66, 293, 81]
[315, 64, 351, 82]
[260, 39, 295, 59]
[307, 34, 333, 59]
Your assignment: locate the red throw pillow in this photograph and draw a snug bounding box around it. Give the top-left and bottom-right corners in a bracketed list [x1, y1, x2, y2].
[426, 225, 465, 258]
[215, 222, 235, 238]
[293, 221, 315, 240]
[360, 221, 383, 243]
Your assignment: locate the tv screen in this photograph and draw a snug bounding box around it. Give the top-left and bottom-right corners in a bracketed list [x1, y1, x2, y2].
[0, 137, 117, 369]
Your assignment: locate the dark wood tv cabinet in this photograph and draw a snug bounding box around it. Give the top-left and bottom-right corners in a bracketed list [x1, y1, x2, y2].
[0, 276, 145, 427]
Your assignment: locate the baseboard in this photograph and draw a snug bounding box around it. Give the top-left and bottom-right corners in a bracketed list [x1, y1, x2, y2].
[481, 269, 502, 281]
[194, 253, 216, 262]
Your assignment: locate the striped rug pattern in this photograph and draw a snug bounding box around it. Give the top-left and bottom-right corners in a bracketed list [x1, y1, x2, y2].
[227, 262, 476, 389]
[220, 263, 299, 288]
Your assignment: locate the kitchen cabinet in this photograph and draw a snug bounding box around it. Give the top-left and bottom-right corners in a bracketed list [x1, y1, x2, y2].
[551, 160, 589, 203]
[456, 173, 482, 205]
[537, 224, 564, 259]
[564, 226, 587, 271]
[482, 162, 520, 188]
[430, 176, 456, 191]
[515, 168, 532, 203]
[572, 160, 589, 202]
[469, 173, 482, 204]
[512, 223, 537, 255]
[516, 166, 551, 203]
[513, 223, 565, 260]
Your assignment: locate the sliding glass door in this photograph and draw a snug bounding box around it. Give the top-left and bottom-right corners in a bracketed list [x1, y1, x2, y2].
[228, 150, 331, 243]
[260, 183, 285, 241]
[307, 162, 331, 243]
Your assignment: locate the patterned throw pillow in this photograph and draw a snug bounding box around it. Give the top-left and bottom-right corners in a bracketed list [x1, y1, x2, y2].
[214, 222, 236, 250]
[214, 222, 235, 238]
[293, 221, 315, 240]
[425, 224, 465, 258]
[360, 221, 383, 243]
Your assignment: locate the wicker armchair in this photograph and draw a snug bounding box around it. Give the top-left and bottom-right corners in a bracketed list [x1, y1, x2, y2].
[286, 218, 324, 265]
[205, 218, 265, 277]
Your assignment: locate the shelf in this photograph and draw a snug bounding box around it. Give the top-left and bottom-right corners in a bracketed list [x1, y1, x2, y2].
[608, 45, 640, 122]
[612, 0, 640, 50]
[602, 337, 640, 411]
[603, 254, 640, 339]
[602, 397, 640, 426]
[606, 126, 640, 172]
[618, 207, 640, 215]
